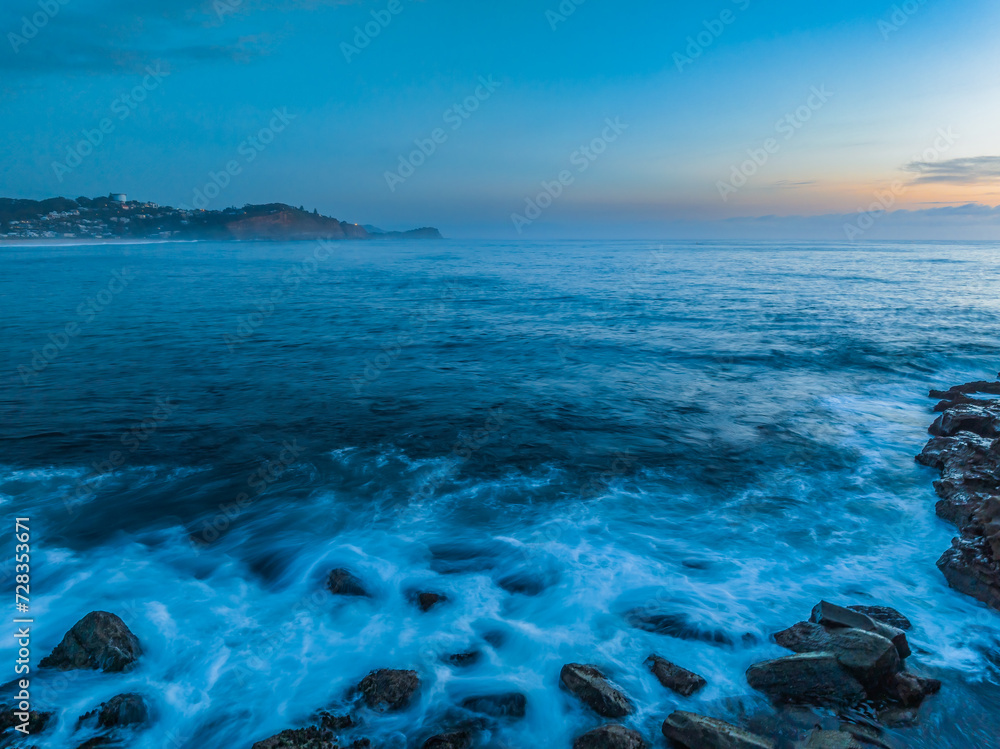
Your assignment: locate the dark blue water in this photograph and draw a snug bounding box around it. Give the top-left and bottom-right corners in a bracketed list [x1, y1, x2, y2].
[2, 239, 1000, 748]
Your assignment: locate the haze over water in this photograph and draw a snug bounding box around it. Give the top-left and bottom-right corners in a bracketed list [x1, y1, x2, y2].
[3, 239, 1000, 747]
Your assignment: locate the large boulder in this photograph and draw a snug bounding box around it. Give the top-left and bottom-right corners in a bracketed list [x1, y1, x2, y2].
[661, 711, 775, 749]
[560, 663, 633, 718]
[746, 653, 866, 706]
[96, 693, 149, 727]
[251, 726, 370, 749]
[574, 724, 646, 749]
[645, 655, 706, 697]
[772, 622, 900, 688]
[459, 692, 526, 718]
[39, 612, 142, 672]
[357, 669, 420, 711]
[327, 569, 370, 598]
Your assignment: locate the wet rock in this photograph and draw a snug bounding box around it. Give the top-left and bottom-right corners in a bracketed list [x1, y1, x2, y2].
[96, 693, 149, 727]
[250, 726, 332, 748]
[661, 710, 776, 749]
[918, 383, 1000, 610]
[626, 609, 734, 645]
[746, 653, 866, 706]
[837, 722, 890, 749]
[559, 663, 633, 718]
[928, 404, 1000, 439]
[929, 381, 1000, 399]
[645, 654, 707, 697]
[883, 671, 941, 707]
[846, 606, 911, 631]
[315, 713, 353, 731]
[875, 707, 919, 727]
[937, 537, 1000, 611]
[799, 730, 862, 749]
[326, 569, 370, 598]
[417, 592, 447, 611]
[39, 611, 142, 673]
[809, 602, 878, 632]
[0, 707, 52, 735]
[496, 565, 560, 596]
[357, 669, 420, 711]
[574, 723, 646, 749]
[446, 652, 481, 668]
[460, 692, 526, 718]
[422, 732, 472, 749]
[772, 622, 900, 689]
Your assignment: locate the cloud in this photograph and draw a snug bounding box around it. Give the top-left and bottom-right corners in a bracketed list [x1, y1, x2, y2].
[904, 156, 1000, 185]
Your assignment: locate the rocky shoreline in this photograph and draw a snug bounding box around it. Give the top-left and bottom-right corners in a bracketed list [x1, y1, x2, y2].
[916, 378, 1000, 611]
[10, 590, 946, 749]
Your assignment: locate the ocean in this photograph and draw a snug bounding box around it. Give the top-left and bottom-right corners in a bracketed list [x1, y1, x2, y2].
[2, 239, 999, 747]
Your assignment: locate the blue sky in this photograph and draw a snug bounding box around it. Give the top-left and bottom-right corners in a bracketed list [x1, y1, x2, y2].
[2, 0, 999, 238]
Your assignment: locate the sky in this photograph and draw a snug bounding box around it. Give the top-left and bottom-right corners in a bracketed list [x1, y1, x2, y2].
[1, 0, 999, 239]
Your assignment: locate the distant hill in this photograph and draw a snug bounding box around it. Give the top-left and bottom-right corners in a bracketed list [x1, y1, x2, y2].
[0, 196, 443, 242]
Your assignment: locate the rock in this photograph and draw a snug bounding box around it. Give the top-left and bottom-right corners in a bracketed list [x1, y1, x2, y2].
[0, 707, 52, 735]
[357, 669, 420, 711]
[417, 592, 447, 611]
[97, 693, 149, 727]
[326, 569, 369, 598]
[645, 654, 707, 696]
[626, 609, 734, 645]
[928, 404, 1000, 439]
[460, 692, 527, 718]
[809, 602, 877, 632]
[746, 653, 866, 706]
[573, 723, 646, 749]
[559, 663, 633, 718]
[250, 726, 334, 749]
[315, 713, 353, 731]
[883, 671, 941, 707]
[799, 730, 862, 749]
[870, 622, 910, 660]
[446, 652, 480, 667]
[772, 622, 900, 689]
[846, 606, 912, 631]
[876, 707, 920, 727]
[929, 381, 1000, 399]
[661, 711, 776, 749]
[39, 611, 142, 673]
[937, 537, 1000, 611]
[422, 732, 472, 749]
